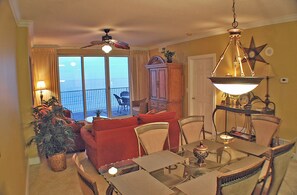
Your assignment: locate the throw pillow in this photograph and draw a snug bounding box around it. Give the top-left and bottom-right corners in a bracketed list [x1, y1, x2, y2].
[93, 116, 138, 131]
[138, 111, 176, 124]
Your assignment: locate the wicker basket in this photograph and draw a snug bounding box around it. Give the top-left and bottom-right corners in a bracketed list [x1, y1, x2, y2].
[47, 151, 67, 172]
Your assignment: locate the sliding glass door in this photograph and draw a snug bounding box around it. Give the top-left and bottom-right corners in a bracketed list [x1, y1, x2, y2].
[58, 56, 130, 121]
[109, 57, 130, 117]
[84, 57, 107, 117]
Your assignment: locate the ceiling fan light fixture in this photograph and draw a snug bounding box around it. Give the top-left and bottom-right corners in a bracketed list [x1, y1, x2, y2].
[102, 44, 112, 53]
[209, 0, 263, 95]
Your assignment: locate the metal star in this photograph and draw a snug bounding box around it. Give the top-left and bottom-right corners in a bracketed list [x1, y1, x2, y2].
[242, 36, 269, 70]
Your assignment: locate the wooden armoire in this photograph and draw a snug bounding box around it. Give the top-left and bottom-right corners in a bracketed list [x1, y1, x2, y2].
[145, 56, 183, 118]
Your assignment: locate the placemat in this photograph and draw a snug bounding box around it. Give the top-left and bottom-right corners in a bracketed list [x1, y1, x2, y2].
[132, 150, 185, 172]
[176, 170, 221, 195]
[228, 138, 269, 156]
[109, 169, 174, 195]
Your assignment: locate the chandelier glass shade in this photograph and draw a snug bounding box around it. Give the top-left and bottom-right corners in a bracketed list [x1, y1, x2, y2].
[209, 0, 263, 95]
[102, 44, 112, 53]
[209, 77, 263, 95]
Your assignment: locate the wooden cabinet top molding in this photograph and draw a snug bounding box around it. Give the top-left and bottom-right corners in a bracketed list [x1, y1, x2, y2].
[146, 56, 181, 69]
[147, 55, 166, 65]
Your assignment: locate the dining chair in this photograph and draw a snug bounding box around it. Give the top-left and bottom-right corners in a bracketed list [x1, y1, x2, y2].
[72, 154, 99, 195]
[120, 91, 129, 97]
[255, 141, 296, 195]
[113, 94, 125, 112]
[134, 122, 170, 156]
[178, 115, 205, 145]
[216, 158, 266, 195]
[131, 98, 148, 115]
[251, 114, 281, 147]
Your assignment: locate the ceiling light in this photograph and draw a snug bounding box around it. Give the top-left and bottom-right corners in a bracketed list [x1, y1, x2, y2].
[209, 0, 263, 95]
[102, 44, 112, 53]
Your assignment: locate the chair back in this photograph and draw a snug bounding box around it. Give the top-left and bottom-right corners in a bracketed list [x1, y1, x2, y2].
[120, 91, 129, 97]
[216, 158, 265, 195]
[251, 114, 281, 146]
[113, 94, 123, 105]
[178, 115, 205, 144]
[267, 141, 295, 195]
[72, 154, 99, 195]
[134, 122, 169, 155]
[132, 98, 148, 115]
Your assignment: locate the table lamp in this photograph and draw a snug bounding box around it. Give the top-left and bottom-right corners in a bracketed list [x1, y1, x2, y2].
[36, 80, 46, 103]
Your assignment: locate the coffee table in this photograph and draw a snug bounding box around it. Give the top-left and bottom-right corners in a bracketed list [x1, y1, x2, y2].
[85, 115, 108, 123]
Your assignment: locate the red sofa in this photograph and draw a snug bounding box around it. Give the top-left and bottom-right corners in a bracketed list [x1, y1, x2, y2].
[80, 112, 181, 169]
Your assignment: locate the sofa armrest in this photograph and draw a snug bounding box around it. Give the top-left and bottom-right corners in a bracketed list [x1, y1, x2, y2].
[80, 126, 96, 150]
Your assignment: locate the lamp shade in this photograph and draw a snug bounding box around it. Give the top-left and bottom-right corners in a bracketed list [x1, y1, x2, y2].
[102, 44, 112, 53]
[209, 77, 263, 95]
[36, 80, 46, 90]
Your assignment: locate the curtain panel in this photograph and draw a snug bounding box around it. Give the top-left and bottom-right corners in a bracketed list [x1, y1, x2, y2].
[31, 48, 59, 105]
[129, 50, 150, 101]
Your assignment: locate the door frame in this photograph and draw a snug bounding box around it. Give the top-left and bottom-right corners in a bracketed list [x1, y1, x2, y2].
[187, 54, 217, 130]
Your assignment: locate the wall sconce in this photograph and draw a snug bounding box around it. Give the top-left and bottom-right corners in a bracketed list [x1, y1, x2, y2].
[209, 0, 263, 95]
[36, 80, 46, 103]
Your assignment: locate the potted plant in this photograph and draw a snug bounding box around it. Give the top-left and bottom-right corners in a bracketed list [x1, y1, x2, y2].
[161, 48, 175, 63]
[27, 96, 75, 171]
[95, 109, 102, 117]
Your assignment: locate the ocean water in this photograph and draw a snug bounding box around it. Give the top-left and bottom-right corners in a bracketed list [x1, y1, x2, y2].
[60, 78, 128, 91]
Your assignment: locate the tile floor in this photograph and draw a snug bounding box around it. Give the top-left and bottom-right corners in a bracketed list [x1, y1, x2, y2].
[28, 152, 297, 195]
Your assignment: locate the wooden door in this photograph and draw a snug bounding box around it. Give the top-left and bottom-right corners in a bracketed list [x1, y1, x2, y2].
[188, 54, 216, 134]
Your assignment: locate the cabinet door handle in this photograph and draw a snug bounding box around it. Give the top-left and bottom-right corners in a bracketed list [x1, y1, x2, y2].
[192, 97, 196, 100]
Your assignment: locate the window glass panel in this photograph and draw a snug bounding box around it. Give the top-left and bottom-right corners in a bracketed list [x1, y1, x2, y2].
[84, 57, 107, 117]
[109, 57, 130, 117]
[58, 57, 83, 120]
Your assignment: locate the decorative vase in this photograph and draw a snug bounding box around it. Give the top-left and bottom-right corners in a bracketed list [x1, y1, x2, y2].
[193, 141, 209, 167]
[166, 56, 173, 63]
[47, 151, 67, 172]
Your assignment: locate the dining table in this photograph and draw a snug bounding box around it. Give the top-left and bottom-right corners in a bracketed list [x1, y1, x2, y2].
[98, 137, 271, 195]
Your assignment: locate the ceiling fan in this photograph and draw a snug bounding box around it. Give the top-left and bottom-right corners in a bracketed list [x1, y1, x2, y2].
[81, 29, 130, 53]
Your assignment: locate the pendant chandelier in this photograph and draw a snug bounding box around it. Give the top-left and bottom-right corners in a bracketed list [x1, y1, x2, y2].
[209, 0, 263, 95]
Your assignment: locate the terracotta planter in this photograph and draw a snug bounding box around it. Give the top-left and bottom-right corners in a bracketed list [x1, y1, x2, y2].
[47, 151, 67, 172]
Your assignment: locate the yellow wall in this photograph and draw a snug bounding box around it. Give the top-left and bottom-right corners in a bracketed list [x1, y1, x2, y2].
[150, 21, 297, 140]
[17, 27, 37, 160]
[0, 0, 28, 194]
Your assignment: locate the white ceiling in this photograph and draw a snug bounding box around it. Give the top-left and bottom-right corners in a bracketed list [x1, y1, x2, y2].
[10, 0, 297, 49]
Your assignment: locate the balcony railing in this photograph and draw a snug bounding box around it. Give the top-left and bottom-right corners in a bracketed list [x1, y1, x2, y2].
[60, 87, 130, 120]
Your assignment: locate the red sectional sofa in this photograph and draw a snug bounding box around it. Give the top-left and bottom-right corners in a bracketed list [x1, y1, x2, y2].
[80, 112, 181, 169]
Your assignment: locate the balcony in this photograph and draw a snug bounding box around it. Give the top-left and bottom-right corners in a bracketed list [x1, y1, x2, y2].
[60, 87, 130, 121]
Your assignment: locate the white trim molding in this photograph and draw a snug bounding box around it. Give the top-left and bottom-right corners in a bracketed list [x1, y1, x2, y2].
[28, 156, 41, 165]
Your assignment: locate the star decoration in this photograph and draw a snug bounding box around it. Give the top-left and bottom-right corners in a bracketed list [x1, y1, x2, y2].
[242, 36, 269, 70]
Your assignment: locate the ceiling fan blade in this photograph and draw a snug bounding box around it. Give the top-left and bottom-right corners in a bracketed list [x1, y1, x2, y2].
[110, 39, 130, 49]
[80, 44, 95, 49]
[81, 40, 106, 49]
[90, 40, 105, 45]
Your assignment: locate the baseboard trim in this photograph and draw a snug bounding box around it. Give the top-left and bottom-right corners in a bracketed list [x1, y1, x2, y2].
[28, 156, 41, 165]
[26, 161, 30, 195]
[279, 137, 297, 160]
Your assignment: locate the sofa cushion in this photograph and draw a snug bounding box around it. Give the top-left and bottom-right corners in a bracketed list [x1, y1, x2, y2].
[138, 111, 176, 124]
[93, 116, 138, 131]
[95, 125, 139, 167]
